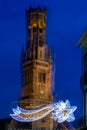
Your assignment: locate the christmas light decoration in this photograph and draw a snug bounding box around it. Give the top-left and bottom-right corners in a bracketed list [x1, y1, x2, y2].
[52, 100, 77, 123]
[10, 100, 77, 123]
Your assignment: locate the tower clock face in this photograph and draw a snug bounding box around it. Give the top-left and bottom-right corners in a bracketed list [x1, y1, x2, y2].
[40, 89, 44, 94]
[40, 86, 45, 94]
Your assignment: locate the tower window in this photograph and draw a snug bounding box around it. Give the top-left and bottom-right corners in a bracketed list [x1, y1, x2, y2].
[33, 34, 38, 45]
[33, 27, 37, 32]
[25, 70, 33, 85]
[39, 37, 44, 47]
[43, 72, 46, 83]
[39, 28, 43, 33]
[40, 50, 42, 58]
[38, 72, 42, 83]
[38, 72, 46, 83]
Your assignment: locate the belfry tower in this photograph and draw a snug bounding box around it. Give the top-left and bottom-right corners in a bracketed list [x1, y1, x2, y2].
[8, 7, 72, 130]
[20, 8, 54, 129]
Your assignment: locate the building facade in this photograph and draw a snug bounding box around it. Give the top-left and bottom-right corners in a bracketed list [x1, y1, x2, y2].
[78, 30, 87, 127]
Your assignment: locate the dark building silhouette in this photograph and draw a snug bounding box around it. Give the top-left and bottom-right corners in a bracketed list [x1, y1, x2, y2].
[78, 30, 87, 129]
[0, 118, 11, 130]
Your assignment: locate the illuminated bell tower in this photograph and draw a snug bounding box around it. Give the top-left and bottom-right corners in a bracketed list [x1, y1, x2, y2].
[20, 8, 54, 130]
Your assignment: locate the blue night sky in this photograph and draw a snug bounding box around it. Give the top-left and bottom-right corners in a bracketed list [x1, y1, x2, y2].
[0, 0, 87, 122]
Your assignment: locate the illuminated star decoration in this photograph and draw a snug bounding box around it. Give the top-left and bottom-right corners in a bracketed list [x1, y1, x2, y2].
[52, 100, 77, 123]
[10, 100, 77, 123]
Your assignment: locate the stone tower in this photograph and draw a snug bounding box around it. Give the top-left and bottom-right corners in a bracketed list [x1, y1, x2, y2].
[8, 7, 73, 130]
[20, 7, 54, 130]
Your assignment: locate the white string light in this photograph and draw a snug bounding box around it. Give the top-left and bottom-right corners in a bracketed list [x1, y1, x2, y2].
[10, 100, 77, 123]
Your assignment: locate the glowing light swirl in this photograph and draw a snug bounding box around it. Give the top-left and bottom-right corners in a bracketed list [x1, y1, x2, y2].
[10, 104, 54, 122]
[10, 100, 77, 123]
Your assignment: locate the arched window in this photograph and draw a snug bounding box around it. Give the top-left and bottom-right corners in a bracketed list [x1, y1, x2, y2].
[38, 71, 46, 83]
